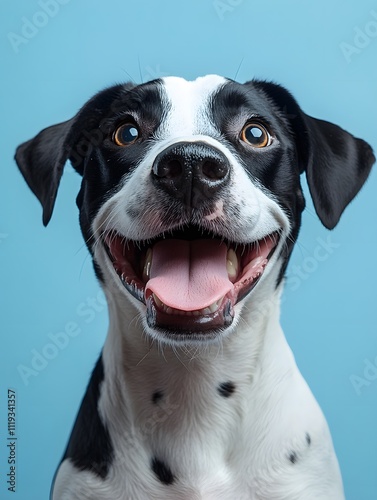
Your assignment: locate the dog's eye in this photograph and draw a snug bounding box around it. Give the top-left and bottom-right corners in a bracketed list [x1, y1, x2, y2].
[114, 123, 140, 146]
[241, 123, 271, 148]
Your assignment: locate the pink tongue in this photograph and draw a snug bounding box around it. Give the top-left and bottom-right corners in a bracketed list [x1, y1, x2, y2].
[145, 240, 233, 311]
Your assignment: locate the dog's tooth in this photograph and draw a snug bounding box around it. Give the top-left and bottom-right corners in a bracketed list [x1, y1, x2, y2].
[226, 249, 238, 281]
[209, 301, 220, 313]
[153, 293, 163, 309]
[151, 298, 222, 316]
[142, 248, 153, 282]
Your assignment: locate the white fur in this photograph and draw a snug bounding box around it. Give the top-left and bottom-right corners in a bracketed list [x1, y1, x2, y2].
[158, 75, 226, 137]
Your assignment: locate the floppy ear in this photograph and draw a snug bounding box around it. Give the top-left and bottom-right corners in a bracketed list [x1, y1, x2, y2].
[252, 81, 375, 229]
[15, 83, 134, 226]
[15, 118, 78, 226]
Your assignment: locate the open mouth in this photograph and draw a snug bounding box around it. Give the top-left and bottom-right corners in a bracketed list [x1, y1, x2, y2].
[103, 226, 278, 335]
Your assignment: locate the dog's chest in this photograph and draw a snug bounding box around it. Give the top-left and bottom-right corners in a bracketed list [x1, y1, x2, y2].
[87, 355, 252, 498]
[61, 404, 334, 500]
[105, 444, 257, 500]
[88, 416, 258, 500]
[91, 359, 325, 500]
[53, 337, 344, 499]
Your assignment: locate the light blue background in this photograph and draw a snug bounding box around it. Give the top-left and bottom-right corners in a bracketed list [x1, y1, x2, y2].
[1, 1, 377, 498]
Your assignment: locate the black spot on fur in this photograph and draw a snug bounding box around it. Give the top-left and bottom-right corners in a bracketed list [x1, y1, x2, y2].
[151, 457, 174, 485]
[289, 451, 298, 464]
[60, 354, 113, 478]
[152, 391, 164, 404]
[306, 433, 311, 446]
[218, 381, 236, 398]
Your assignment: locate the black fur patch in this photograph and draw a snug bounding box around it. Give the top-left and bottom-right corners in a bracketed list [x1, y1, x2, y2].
[92, 259, 105, 283]
[151, 457, 175, 485]
[289, 451, 298, 464]
[218, 381, 236, 398]
[306, 433, 311, 446]
[61, 355, 113, 478]
[152, 391, 164, 404]
[75, 81, 166, 251]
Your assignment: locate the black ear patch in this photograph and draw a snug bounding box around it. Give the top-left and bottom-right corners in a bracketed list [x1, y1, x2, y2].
[14, 83, 134, 226]
[252, 80, 375, 229]
[15, 119, 75, 226]
[303, 116, 374, 229]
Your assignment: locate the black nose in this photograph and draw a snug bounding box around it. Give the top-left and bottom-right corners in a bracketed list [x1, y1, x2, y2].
[151, 141, 231, 208]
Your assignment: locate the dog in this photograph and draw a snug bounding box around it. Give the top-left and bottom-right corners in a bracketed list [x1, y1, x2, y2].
[15, 75, 374, 499]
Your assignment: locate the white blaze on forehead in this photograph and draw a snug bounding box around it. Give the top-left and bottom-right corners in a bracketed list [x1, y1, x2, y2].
[160, 75, 227, 138]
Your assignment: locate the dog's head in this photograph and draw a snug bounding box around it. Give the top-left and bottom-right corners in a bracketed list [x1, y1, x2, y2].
[15, 75, 374, 344]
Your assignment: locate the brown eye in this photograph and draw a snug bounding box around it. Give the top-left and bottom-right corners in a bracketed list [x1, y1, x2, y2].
[241, 123, 271, 148]
[114, 123, 140, 146]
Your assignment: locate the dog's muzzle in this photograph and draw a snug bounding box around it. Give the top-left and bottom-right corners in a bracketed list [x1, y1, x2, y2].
[102, 141, 279, 339]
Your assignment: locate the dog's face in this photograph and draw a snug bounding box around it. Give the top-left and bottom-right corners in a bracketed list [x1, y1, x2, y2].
[15, 75, 374, 345]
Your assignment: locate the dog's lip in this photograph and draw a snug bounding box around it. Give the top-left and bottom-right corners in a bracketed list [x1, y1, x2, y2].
[102, 227, 279, 332]
[145, 293, 234, 335]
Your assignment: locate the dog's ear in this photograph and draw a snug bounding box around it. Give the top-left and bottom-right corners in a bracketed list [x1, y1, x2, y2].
[15, 83, 134, 226]
[252, 81, 375, 229]
[15, 118, 78, 226]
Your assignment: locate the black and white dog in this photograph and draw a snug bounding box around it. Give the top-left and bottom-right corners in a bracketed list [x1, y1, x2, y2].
[16, 75, 374, 499]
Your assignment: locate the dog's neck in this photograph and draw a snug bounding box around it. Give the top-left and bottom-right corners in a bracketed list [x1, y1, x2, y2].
[99, 281, 297, 466]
